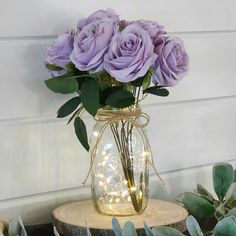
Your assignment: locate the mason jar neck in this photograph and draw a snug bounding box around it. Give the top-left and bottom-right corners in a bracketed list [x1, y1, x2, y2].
[95, 105, 142, 121]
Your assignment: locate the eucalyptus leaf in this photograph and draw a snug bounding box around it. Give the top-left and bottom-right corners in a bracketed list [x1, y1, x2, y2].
[105, 90, 135, 108]
[85, 218, 92, 236]
[8, 217, 20, 236]
[213, 217, 236, 236]
[144, 221, 154, 236]
[177, 192, 215, 217]
[45, 76, 79, 94]
[186, 215, 204, 236]
[112, 217, 122, 236]
[225, 183, 236, 205]
[226, 207, 236, 217]
[74, 117, 89, 151]
[53, 226, 60, 236]
[197, 184, 214, 200]
[143, 86, 169, 97]
[200, 195, 214, 204]
[81, 79, 100, 116]
[8, 216, 27, 236]
[151, 226, 184, 236]
[18, 216, 27, 236]
[57, 97, 81, 118]
[215, 203, 225, 217]
[122, 221, 137, 236]
[213, 163, 234, 201]
[234, 169, 236, 182]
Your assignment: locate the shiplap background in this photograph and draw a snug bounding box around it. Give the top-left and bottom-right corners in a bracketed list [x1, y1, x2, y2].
[0, 0, 236, 224]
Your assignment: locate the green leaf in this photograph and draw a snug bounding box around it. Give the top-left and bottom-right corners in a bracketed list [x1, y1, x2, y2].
[143, 86, 169, 97]
[177, 192, 215, 217]
[100, 86, 123, 105]
[213, 163, 234, 201]
[131, 68, 153, 88]
[186, 215, 204, 236]
[8, 216, 27, 236]
[131, 76, 145, 87]
[214, 217, 236, 236]
[81, 79, 100, 116]
[45, 76, 78, 94]
[152, 226, 184, 236]
[74, 117, 89, 152]
[226, 208, 236, 217]
[144, 222, 154, 236]
[142, 73, 152, 90]
[196, 184, 214, 200]
[46, 63, 63, 71]
[57, 97, 81, 118]
[122, 221, 137, 236]
[66, 63, 76, 73]
[234, 169, 236, 182]
[67, 108, 81, 125]
[112, 217, 122, 236]
[105, 90, 135, 108]
[225, 183, 236, 205]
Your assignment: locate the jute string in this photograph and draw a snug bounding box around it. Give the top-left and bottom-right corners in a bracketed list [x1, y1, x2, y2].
[82, 109, 164, 185]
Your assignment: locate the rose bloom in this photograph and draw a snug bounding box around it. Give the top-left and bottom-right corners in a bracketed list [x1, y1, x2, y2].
[77, 8, 120, 30]
[153, 36, 189, 86]
[45, 32, 74, 76]
[70, 19, 118, 72]
[133, 19, 166, 42]
[104, 25, 157, 82]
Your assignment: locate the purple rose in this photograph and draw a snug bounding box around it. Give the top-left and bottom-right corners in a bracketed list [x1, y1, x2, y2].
[133, 20, 166, 42]
[70, 19, 118, 72]
[45, 32, 74, 76]
[77, 8, 120, 30]
[153, 36, 189, 86]
[104, 25, 157, 82]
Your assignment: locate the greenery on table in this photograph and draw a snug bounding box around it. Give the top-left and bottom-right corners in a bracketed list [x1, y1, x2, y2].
[177, 163, 236, 234]
[4, 162, 236, 236]
[6, 214, 236, 236]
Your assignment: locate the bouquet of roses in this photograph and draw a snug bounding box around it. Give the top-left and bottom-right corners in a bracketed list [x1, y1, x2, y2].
[44, 8, 189, 151]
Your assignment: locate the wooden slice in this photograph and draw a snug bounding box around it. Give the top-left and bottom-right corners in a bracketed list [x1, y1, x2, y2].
[53, 199, 188, 236]
[0, 220, 9, 236]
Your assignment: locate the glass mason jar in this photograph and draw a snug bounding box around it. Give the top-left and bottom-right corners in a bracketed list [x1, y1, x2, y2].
[90, 107, 150, 216]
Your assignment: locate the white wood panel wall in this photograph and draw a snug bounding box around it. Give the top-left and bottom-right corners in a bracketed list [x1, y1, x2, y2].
[0, 0, 236, 224]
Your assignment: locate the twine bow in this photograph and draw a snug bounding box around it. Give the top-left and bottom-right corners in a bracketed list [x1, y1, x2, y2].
[82, 108, 164, 185]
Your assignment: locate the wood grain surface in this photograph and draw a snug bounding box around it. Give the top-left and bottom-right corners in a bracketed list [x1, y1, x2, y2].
[53, 199, 188, 235]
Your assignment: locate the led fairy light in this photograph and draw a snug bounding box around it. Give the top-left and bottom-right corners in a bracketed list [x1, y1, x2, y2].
[93, 131, 99, 137]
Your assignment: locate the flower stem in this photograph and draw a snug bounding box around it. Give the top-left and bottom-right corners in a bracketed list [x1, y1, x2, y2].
[110, 121, 143, 213]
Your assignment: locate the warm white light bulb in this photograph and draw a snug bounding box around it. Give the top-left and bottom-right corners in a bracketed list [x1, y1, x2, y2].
[130, 186, 137, 192]
[115, 198, 120, 203]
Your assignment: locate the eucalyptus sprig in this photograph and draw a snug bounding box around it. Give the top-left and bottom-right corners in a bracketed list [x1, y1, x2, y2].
[177, 163, 236, 233]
